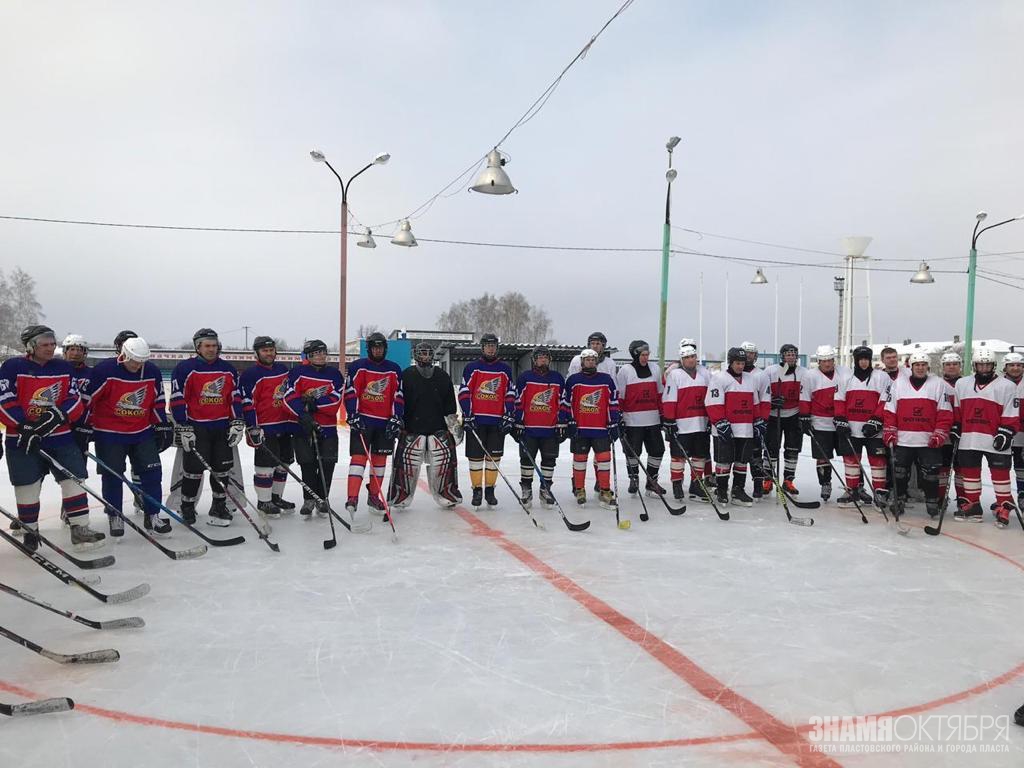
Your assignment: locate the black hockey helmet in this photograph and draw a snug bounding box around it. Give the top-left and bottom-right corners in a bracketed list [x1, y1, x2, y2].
[113, 329, 138, 352]
[366, 332, 388, 357]
[588, 331, 607, 346]
[628, 340, 650, 361]
[727, 346, 747, 365]
[303, 339, 328, 357]
[531, 346, 551, 368]
[193, 328, 219, 351]
[21, 324, 55, 352]
[852, 345, 873, 364]
[779, 343, 798, 357]
[414, 341, 434, 365]
[480, 332, 499, 347]
[252, 335, 276, 353]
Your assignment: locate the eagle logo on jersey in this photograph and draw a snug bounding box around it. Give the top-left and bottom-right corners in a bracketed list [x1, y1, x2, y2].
[362, 377, 390, 403]
[115, 387, 148, 417]
[199, 376, 227, 405]
[271, 381, 287, 407]
[579, 390, 603, 414]
[27, 382, 63, 417]
[476, 376, 503, 401]
[304, 384, 330, 400]
[529, 388, 555, 412]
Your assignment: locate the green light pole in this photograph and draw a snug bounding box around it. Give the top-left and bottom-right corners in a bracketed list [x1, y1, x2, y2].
[964, 211, 1022, 369]
[657, 136, 681, 371]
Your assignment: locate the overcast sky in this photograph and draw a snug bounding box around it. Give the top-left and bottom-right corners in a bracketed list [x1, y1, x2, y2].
[1, 0, 1022, 355]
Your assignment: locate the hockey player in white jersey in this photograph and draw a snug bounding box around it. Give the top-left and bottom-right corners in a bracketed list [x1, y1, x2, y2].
[661, 343, 711, 502]
[740, 341, 771, 500]
[567, 331, 617, 376]
[616, 340, 665, 497]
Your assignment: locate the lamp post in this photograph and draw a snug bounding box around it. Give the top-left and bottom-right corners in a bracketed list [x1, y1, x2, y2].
[964, 210, 1023, 368]
[833, 276, 846, 355]
[657, 136, 681, 370]
[310, 149, 390, 372]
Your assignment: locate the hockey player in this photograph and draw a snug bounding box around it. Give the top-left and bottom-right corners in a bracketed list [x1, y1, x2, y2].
[513, 347, 565, 508]
[938, 352, 965, 503]
[169, 328, 245, 526]
[0, 325, 104, 551]
[800, 345, 842, 502]
[239, 337, 298, 518]
[284, 339, 343, 516]
[834, 345, 889, 508]
[567, 331, 617, 376]
[459, 333, 515, 507]
[740, 342, 771, 500]
[387, 343, 462, 509]
[882, 351, 953, 517]
[705, 347, 767, 507]
[87, 336, 173, 535]
[616, 340, 665, 497]
[61, 334, 93, 454]
[763, 343, 805, 495]
[561, 348, 619, 509]
[951, 348, 1018, 526]
[343, 332, 404, 517]
[880, 347, 910, 383]
[661, 343, 711, 502]
[1002, 351, 1024, 508]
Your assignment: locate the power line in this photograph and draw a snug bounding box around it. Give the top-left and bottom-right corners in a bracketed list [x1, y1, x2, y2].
[976, 273, 1024, 292]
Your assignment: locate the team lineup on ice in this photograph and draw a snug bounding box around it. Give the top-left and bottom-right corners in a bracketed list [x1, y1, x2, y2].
[1, 325, 1023, 766]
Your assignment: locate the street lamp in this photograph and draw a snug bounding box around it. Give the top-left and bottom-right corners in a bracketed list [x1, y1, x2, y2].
[470, 149, 516, 194]
[357, 229, 377, 249]
[964, 210, 1023, 368]
[310, 148, 390, 372]
[833, 276, 846, 356]
[656, 135, 681, 370]
[909, 261, 934, 284]
[750, 268, 768, 284]
[391, 219, 418, 247]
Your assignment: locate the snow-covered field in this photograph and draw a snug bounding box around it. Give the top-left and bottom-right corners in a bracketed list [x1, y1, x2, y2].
[1, 438, 1022, 767]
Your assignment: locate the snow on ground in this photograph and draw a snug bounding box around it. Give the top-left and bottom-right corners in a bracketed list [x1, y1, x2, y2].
[1, 437, 1023, 767]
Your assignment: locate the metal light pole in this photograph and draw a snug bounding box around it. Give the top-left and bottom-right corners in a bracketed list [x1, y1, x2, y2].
[657, 136, 681, 370]
[310, 149, 390, 373]
[965, 210, 1023, 369]
[833, 276, 846, 354]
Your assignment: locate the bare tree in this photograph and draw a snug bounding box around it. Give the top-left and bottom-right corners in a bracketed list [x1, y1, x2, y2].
[273, 337, 292, 351]
[0, 267, 44, 352]
[437, 292, 553, 343]
[357, 323, 381, 339]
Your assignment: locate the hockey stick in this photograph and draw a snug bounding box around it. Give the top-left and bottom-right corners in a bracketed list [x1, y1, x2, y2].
[0, 581, 144, 630]
[0, 504, 114, 569]
[39, 449, 207, 561]
[357, 432, 398, 542]
[620, 438, 649, 522]
[190, 450, 280, 552]
[618, 434, 685, 516]
[0, 697, 74, 717]
[667, 431, 728, 520]
[311, 430, 339, 550]
[610, 438, 630, 529]
[512, 434, 590, 531]
[0, 623, 119, 665]
[807, 431, 868, 524]
[467, 428, 544, 529]
[0, 526, 149, 603]
[924, 440, 959, 536]
[257, 441, 358, 534]
[85, 451, 245, 547]
[844, 443, 892, 525]
[758, 435, 814, 526]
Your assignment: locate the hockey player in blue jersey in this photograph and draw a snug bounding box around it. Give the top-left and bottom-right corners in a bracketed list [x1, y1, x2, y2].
[513, 347, 566, 508]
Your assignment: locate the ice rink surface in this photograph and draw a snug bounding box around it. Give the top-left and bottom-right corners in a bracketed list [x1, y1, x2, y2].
[2, 437, 1023, 767]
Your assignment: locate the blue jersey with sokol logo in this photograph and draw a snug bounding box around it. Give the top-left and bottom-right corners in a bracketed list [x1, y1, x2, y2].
[459, 359, 515, 426]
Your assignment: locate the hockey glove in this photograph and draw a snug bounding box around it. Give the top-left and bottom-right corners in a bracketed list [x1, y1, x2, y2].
[154, 422, 174, 453]
[175, 424, 197, 453]
[753, 418, 767, 442]
[298, 410, 320, 437]
[17, 407, 66, 453]
[385, 416, 403, 441]
[861, 417, 882, 439]
[882, 425, 898, 447]
[927, 429, 948, 449]
[564, 420, 578, 439]
[511, 424, 525, 442]
[799, 414, 813, 436]
[73, 423, 94, 453]
[499, 413, 515, 436]
[347, 412, 363, 433]
[661, 418, 678, 439]
[226, 418, 246, 447]
[462, 414, 475, 433]
[949, 423, 961, 444]
[445, 414, 464, 446]
[993, 426, 1015, 452]
[245, 425, 264, 448]
[833, 415, 851, 436]
[713, 419, 733, 440]
[607, 424, 620, 442]
[771, 394, 785, 411]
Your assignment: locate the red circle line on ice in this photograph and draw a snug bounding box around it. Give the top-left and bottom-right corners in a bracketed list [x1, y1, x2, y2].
[1, 504, 1020, 763]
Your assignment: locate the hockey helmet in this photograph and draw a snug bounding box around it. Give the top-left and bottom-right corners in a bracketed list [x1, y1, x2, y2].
[366, 332, 388, 358]
[853, 345, 873, 363]
[21, 325, 55, 352]
[120, 337, 151, 364]
[303, 339, 328, 357]
[727, 347, 747, 365]
[815, 344, 837, 361]
[580, 348, 599, 364]
[973, 347, 996, 366]
[679, 338, 697, 356]
[740, 341, 757, 354]
[252, 335, 276, 352]
[193, 328, 219, 351]
[588, 331, 608, 346]
[480, 333, 499, 347]
[531, 346, 551, 365]
[1002, 352, 1024, 367]
[908, 351, 930, 366]
[628, 340, 650, 361]
[940, 352, 962, 366]
[61, 334, 88, 353]
[679, 344, 697, 359]
[113, 329, 138, 352]
[779, 343, 798, 357]
[414, 342, 435, 365]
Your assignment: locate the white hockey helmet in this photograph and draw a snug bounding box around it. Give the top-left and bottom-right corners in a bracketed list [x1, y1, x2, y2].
[740, 340, 757, 353]
[815, 344, 837, 361]
[580, 348, 599, 361]
[972, 347, 996, 366]
[940, 352, 962, 366]
[119, 336, 151, 363]
[908, 351, 930, 366]
[1003, 352, 1024, 366]
[61, 333, 88, 352]
[679, 338, 696, 351]
[679, 344, 697, 359]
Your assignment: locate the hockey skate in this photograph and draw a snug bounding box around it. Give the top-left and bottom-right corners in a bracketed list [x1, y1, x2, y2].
[731, 486, 753, 508]
[299, 499, 316, 517]
[70, 522, 106, 552]
[208, 499, 233, 527]
[836, 490, 855, 509]
[954, 500, 983, 522]
[107, 514, 125, 538]
[820, 483, 832, 503]
[272, 494, 296, 513]
[645, 476, 666, 498]
[22, 523, 40, 553]
[180, 502, 197, 526]
[627, 473, 640, 495]
[144, 514, 172, 535]
[574, 488, 587, 506]
[538, 484, 555, 507]
[995, 502, 1014, 529]
[782, 479, 799, 495]
[471, 487, 483, 507]
[689, 480, 710, 503]
[519, 483, 533, 509]
[598, 488, 617, 510]
[672, 480, 685, 500]
[257, 500, 280, 519]
[484, 487, 499, 507]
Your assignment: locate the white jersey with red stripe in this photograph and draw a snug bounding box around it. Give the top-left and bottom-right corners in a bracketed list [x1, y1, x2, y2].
[835, 369, 889, 437]
[615, 362, 663, 427]
[763, 363, 806, 418]
[800, 367, 842, 432]
[954, 375, 1018, 454]
[705, 369, 764, 438]
[662, 365, 710, 434]
[1007, 375, 1024, 447]
[883, 374, 954, 447]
